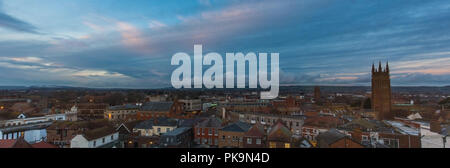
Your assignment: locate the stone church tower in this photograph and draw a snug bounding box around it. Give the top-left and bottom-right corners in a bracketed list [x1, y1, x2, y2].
[372, 62, 392, 120]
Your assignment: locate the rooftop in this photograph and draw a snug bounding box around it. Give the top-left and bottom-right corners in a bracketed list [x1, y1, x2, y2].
[221, 122, 251, 132]
[109, 104, 139, 110]
[140, 102, 173, 111]
[162, 127, 191, 136]
[83, 126, 117, 141]
[316, 129, 347, 145]
[196, 117, 222, 128]
[31, 141, 59, 148]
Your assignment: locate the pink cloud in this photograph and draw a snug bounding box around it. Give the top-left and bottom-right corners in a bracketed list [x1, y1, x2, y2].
[116, 22, 151, 53]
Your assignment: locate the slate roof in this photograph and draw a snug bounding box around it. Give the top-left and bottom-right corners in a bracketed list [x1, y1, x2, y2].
[134, 119, 155, 129]
[221, 122, 251, 132]
[140, 102, 173, 111]
[134, 117, 178, 129]
[83, 126, 117, 141]
[316, 129, 347, 146]
[155, 117, 178, 127]
[162, 127, 192, 136]
[178, 118, 202, 127]
[340, 118, 377, 130]
[196, 117, 222, 128]
[109, 104, 139, 110]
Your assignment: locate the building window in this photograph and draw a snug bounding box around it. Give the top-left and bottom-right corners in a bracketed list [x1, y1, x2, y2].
[157, 128, 161, 133]
[197, 128, 201, 135]
[256, 139, 261, 145]
[284, 143, 290, 148]
[247, 138, 252, 144]
[102, 138, 105, 143]
[362, 135, 369, 142]
[166, 128, 170, 132]
[383, 138, 399, 148]
[111, 135, 114, 140]
[269, 142, 276, 148]
[93, 141, 97, 147]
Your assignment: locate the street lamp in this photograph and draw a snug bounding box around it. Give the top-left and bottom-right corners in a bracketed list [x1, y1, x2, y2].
[441, 127, 448, 148]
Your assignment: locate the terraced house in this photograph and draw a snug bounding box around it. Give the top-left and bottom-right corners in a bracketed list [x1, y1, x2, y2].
[218, 121, 251, 148]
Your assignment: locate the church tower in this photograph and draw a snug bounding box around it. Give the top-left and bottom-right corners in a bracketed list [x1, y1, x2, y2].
[371, 61, 392, 120]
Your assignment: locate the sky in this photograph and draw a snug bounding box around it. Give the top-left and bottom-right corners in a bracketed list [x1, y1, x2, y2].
[0, 0, 449, 88]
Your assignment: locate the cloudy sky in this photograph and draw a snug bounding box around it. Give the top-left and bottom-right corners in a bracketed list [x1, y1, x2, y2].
[0, 0, 449, 88]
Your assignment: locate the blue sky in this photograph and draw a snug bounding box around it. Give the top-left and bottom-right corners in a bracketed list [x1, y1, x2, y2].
[0, 0, 449, 88]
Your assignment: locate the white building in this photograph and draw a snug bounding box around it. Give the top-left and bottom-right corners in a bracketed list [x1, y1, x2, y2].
[0, 113, 66, 127]
[414, 121, 450, 148]
[70, 127, 119, 148]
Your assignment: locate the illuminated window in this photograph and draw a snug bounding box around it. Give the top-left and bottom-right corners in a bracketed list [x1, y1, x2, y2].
[284, 143, 290, 148]
[269, 142, 276, 148]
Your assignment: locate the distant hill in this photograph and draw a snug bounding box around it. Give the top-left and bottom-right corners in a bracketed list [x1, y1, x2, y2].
[0, 86, 29, 90]
[0, 85, 449, 95]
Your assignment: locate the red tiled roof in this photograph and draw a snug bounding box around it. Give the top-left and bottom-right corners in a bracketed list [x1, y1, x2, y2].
[245, 124, 265, 137]
[303, 115, 340, 128]
[268, 120, 292, 141]
[31, 141, 59, 148]
[0, 138, 32, 148]
[0, 139, 16, 148]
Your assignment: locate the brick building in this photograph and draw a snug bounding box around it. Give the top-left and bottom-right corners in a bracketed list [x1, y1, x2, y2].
[105, 104, 139, 121]
[316, 129, 364, 148]
[194, 117, 222, 147]
[77, 103, 108, 121]
[46, 120, 110, 147]
[136, 101, 185, 120]
[243, 123, 266, 148]
[218, 121, 251, 148]
[267, 120, 292, 148]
